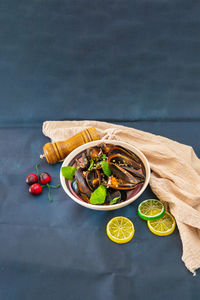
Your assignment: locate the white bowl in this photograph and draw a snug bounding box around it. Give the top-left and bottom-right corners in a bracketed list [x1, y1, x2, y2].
[60, 140, 150, 211]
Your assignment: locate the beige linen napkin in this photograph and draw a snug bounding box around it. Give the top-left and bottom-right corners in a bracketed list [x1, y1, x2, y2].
[43, 120, 200, 275]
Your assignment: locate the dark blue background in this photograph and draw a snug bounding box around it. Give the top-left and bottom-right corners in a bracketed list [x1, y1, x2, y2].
[0, 1, 200, 299]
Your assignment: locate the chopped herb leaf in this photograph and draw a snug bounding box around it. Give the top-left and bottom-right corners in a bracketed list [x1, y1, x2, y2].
[101, 161, 112, 177]
[61, 166, 76, 180]
[88, 159, 94, 170]
[90, 185, 107, 205]
[110, 196, 120, 205]
[101, 154, 107, 160]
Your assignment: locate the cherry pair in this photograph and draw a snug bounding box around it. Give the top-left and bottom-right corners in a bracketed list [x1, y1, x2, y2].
[26, 171, 51, 186]
[25, 164, 60, 202]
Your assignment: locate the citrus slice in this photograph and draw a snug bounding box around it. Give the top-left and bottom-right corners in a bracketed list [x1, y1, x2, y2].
[147, 211, 176, 236]
[138, 199, 165, 220]
[106, 216, 135, 244]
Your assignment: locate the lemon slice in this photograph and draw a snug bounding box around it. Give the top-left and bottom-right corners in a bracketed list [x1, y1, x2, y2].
[147, 211, 176, 236]
[138, 199, 165, 220]
[106, 216, 135, 244]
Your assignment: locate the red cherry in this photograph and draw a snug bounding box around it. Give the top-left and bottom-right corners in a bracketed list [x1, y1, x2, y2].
[26, 173, 38, 185]
[29, 183, 43, 195]
[39, 172, 51, 185]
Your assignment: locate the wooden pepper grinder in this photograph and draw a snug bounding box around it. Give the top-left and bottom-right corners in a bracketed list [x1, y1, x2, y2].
[40, 127, 100, 164]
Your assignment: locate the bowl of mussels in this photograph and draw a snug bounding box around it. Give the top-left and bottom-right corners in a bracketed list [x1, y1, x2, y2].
[60, 140, 150, 211]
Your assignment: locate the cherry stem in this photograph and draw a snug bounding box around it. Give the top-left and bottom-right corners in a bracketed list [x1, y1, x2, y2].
[49, 184, 61, 189]
[47, 184, 53, 202]
[40, 183, 60, 202]
[36, 163, 40, 177]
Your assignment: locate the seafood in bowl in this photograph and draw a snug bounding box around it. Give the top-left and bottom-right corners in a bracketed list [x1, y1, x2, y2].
[60, 141, 150, 210]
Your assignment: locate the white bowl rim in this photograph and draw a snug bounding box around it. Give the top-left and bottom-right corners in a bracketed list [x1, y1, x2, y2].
[60, 140, 151, 211]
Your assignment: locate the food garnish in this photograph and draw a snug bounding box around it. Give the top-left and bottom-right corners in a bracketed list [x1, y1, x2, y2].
[106, 217, 135, 243]
[101, 161, 112, 177]
[62, 166, 77, 180]
[90, 185, 107, 205]
[138, 199, 165, 221]
[147, 212, 176, 236]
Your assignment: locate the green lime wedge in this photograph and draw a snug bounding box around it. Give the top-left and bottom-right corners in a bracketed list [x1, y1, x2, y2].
[138, 199, 165, 221]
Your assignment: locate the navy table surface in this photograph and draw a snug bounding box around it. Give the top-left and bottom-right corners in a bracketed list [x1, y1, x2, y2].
[0, 0, 200, 300]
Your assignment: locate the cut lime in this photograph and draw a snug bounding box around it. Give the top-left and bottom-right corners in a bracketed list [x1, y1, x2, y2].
[106, 217, 135, 244]
[138, 199, 165, 221]
[147, 211, 176, 236]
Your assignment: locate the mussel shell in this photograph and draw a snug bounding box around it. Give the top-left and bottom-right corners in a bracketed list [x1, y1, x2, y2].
[109, 146, 140, 163]
[120, 190, 127, 201]
[80, 193, 90, 203]
[103, 176, 137, 190]
[99, 143, 114, 154]
[106, 190, 121, 203]
[109, 163, 140, 185]
[106, 189, 127, 203]
[108, 153, 141, 170]
[85, 169, 101, 191]
[122, 166, 145, 180]
[86, 147, 103, 160]
[75, 152, 89, 169]
[71, 179, 80, 194]
[75, 169, 91, 197]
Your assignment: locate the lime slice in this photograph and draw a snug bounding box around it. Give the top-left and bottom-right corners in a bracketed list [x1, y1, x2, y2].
[138, 199, 165, 221]
[106, 216, 135, 244]
[147, 211, 176, 236]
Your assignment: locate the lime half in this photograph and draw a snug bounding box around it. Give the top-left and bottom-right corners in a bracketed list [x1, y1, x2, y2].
[138, 199, 165, 221]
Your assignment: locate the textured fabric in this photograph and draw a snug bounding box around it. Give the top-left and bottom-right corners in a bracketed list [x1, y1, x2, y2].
[43, 120, 200, 275]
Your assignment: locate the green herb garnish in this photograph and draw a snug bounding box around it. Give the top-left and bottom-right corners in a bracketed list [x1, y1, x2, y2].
[101, 161, 112, 177]
[88, 159, 94, 170]
[110, 196, 120, 205]
[101, 154, 107, 160]
[90, 185, 107, 205]
[61, 166, 76, 180]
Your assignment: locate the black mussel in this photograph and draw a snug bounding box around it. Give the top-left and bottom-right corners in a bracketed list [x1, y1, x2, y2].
[122, 166, 145, 180]
[71, 179, 80, 194]
[108, 153, 141, 170]
[80, 193, 90, 203]
[86, 169, 101, 191]
[97, 143, 107, 150]
[104, 175, 136, 190]
[100, 172, 108, 185]
[98, 143, 114, 154]
[76, 152, 89, 169]
[109, 163, 141, 185]
[75, 169, 91, 198]
[106, 189, 127, 204]
[87, 147, 103, 160]
[109, 146, 140, 163]
[106, 189, 121, 203]
[120, 190, 127, 202]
